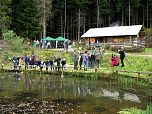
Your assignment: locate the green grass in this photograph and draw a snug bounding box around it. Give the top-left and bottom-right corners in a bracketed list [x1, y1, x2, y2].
[144, 48, 152, 53]
[102, 52, 152, 72]
[0, 46, 152, 75]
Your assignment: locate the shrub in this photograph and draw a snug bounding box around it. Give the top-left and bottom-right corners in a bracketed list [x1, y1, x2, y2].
[2, 30, 24, 52]
[109, 45, 144, 52]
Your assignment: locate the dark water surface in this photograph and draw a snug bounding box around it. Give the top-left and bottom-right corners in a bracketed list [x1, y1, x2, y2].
[0, 72, 151, 114]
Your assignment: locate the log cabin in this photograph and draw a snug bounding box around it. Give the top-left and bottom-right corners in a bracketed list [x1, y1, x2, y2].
[81, 25, 145, 48]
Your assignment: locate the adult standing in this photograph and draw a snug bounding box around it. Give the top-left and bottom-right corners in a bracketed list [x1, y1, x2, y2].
[83, 51, 89, 70]
[31, 51, 36, 68]
[24, 55, 30, 69]
[78, 52, 83, 70]
[95, 50, 102, 68]
[118, 47, 125, 67]
[73, 50, 79, 70]
[90, 46, 96, 68]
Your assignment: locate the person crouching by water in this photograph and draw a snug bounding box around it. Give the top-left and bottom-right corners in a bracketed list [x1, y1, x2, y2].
[111, 54, 119, 66]
[118, 47, 125, 67]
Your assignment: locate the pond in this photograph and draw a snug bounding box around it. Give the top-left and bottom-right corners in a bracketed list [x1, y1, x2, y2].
[0, 72, 151, 114]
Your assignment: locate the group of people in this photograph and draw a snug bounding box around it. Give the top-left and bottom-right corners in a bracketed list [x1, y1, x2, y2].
[73, 46, 105, 70]
[12, 52, 67, 71]
[12, 46, 126, 72]
[32, 39, 72, 50]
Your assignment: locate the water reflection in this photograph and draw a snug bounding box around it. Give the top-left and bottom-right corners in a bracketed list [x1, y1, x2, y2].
[0, 73, 151, 114]
[13, 72, 21, 88]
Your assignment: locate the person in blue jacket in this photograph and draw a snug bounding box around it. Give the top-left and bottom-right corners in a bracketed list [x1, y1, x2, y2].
[24, 55, 30, 69]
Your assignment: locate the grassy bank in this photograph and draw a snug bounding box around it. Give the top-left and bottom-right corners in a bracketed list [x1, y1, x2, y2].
[0, 47, 152, 74]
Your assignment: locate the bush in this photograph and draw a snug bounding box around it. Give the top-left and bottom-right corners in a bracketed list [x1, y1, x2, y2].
[104, 44, 111, 50]
[145, 28, 152, 48]
[2, 51, 13, 61]
[2, 30, 24, 52]
[109, 45, 144, 53]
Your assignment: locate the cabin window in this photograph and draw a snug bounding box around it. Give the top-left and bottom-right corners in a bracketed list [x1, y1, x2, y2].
[87, 38, 96, 43]
[113, 38, 124, 43]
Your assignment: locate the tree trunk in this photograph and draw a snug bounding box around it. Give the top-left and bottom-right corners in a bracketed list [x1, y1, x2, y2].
[109, 16, 111, 26]
[83, 13, 86, 33]
[147, 2, 149, 28]
[129, 0, 131, 26]
[43, 0, 46, 38]
[78, 7, 81, 41]
[150, 12, 152, 28]
[133, 12, 136, 25]
[64, 0, 67, 38]
[122, 11, 124, 26]
[143, 7, 145, 26]
[70, 12, 73, 40]
[61, 13, 63, 36]
[97, 0, 100, 28]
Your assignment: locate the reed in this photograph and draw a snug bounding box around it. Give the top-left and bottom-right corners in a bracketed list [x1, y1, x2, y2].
[117, 76, 150, 88]
[118, 102, 152, 114]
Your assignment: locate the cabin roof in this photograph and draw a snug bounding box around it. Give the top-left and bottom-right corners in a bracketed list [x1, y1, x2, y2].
[81, 25, 143, 38]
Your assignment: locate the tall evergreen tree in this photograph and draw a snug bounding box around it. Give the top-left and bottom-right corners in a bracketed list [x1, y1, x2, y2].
[0, 0, 12, 38]
[35, 0, 52, 39]
[11, 0, 41, 39]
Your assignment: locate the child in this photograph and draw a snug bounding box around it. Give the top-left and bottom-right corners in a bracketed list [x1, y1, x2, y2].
[111, 54, 119, 66]
[24, 55, 30, 70]
[12, 56, 19, 71]
[61, 58, 66, 70]
[54, 57, 61, 71]
[49, 59, 54, 71]
[43, 60, 50, 71]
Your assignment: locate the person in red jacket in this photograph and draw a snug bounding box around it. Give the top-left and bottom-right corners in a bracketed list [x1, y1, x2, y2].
[111, 54, 119, 66]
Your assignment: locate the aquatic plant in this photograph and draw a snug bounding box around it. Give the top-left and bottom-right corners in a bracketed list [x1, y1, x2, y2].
[117, 76, 150, 88]
[118, 108, 144, 114]
[118, 103, 152, 114]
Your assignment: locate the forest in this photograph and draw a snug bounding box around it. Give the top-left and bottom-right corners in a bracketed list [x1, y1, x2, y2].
[1, 0, 152, 41]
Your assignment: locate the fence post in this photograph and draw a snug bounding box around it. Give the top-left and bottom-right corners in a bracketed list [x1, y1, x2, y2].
[95, 67, 97, 73]
[1, 64, 4, 72]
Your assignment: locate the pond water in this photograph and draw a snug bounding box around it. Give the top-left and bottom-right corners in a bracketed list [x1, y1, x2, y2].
[0, 72, 151, 114]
